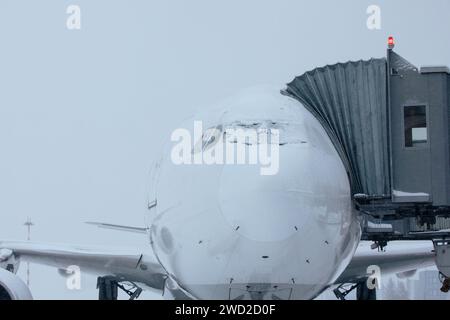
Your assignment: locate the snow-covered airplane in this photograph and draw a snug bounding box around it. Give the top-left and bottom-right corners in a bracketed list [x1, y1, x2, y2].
[0, 86, 442, 300]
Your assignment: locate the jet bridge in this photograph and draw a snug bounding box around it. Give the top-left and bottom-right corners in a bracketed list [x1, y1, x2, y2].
[284, 38, 450, 242]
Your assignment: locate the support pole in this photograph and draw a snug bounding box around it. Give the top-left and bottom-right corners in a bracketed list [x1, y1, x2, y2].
[23, 217, 34, 287]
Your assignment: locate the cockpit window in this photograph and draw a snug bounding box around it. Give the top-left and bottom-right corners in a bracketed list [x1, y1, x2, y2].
[202, 125, 223, 151]
[222, 120, 306, 146]
[193, 120, 309, 148]
[192, 125, 223, 154]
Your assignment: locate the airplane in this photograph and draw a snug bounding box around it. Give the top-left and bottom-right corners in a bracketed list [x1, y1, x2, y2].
[0, 86, 442, 300]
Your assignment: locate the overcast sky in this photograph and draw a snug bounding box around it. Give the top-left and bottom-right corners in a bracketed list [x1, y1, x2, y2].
[0, 0, 449, 299]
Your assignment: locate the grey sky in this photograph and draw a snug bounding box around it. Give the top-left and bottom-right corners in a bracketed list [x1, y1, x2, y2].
[0, 0, 449, 299]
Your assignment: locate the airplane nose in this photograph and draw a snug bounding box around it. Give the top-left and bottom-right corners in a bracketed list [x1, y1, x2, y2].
[218, 142, 349, 243]
[218, 164, 306, 243]
[150, 87, 359, 299]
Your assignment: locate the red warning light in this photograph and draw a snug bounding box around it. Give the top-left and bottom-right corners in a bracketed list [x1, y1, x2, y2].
[388, 36, 395, 49]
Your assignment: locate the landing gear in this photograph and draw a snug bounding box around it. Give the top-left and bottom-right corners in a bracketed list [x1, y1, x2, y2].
[439, 272, 450, 293]
[334, 280, 377, 300]
[356, 281, 377, 300]
[96, 276, 143, 300]
[435, 240, 450, 294]
[333, 283, 358, 300]
[97, 276, 118, 300]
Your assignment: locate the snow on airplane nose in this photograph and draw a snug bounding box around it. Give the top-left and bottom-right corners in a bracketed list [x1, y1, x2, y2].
[218, 142, 335, 243]
[149, 87, 360, 300]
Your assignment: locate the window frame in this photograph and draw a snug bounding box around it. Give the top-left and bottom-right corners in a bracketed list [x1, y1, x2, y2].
[402, 104, 430, 150]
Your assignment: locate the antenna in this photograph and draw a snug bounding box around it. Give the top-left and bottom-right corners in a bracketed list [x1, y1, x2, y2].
[23, 217, 34, 286]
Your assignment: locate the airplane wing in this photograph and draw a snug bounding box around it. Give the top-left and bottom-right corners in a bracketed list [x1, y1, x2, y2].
[0, 240, 166, 293]
[85, 221, 148, 234]
[0, 239, 439, 300]
[336, 241, 436, 284]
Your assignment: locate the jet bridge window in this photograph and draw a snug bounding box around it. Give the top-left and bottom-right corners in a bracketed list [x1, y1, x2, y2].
[404, 105, 428, 148]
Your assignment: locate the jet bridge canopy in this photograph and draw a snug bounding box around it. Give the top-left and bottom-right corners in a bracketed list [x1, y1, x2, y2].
[283, 58, 390, 196]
